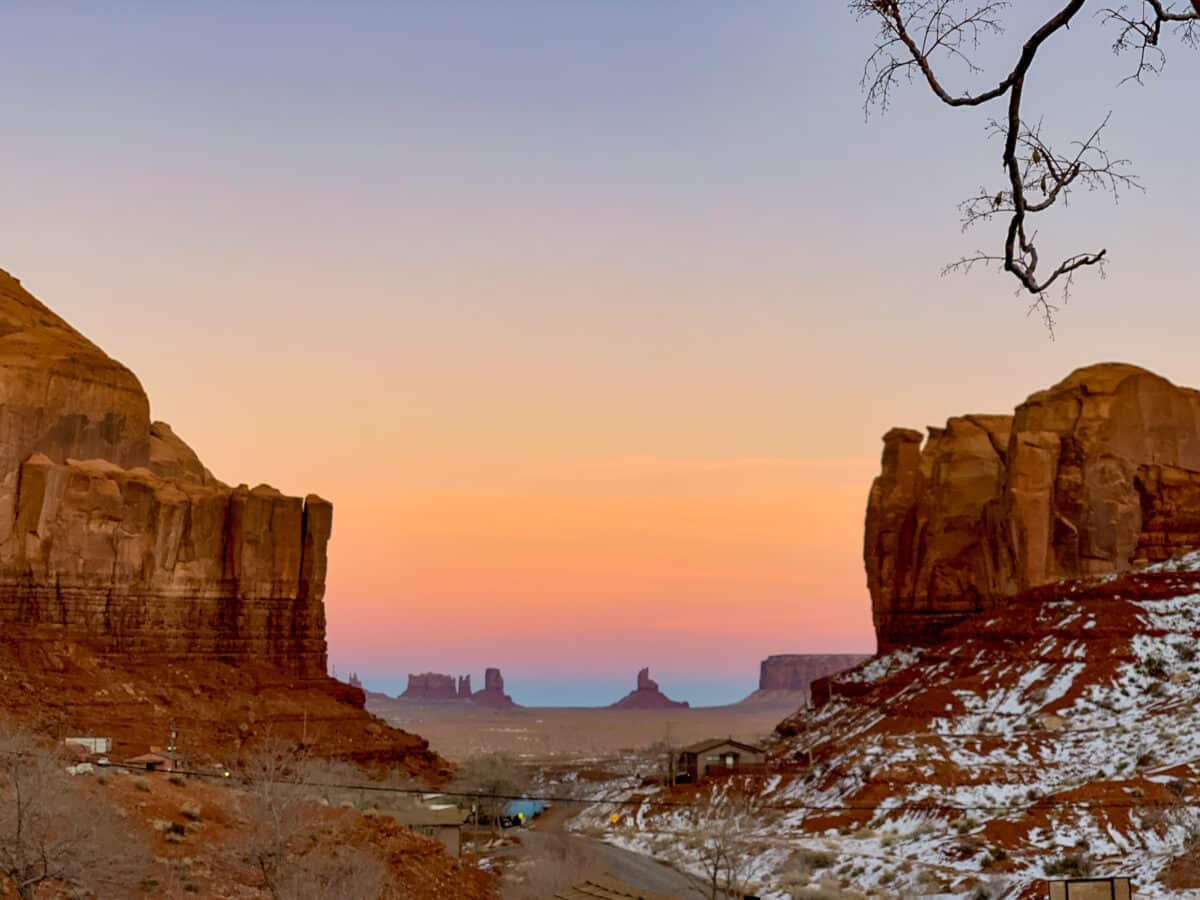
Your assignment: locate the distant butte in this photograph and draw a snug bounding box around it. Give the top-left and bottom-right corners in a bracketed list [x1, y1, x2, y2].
[609, 667, 689, 710]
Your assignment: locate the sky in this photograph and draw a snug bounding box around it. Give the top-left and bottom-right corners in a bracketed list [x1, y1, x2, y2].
[0, 3, 1197, 705]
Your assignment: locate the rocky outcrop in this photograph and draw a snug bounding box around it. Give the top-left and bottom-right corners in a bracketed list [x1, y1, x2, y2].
[609, 667, 689, 709]
[458, 674, 471, 697]
[867, 363, 1200, 650]
[401, 673, 461, 702]
[0, 269, 331, 676]
[758, 654, 872, 691]
[0, 268, 453, 777]
[472, 667, 516, 708]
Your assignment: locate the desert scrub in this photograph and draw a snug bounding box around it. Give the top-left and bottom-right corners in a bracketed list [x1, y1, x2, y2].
[1045, 853, 1093, 878]
[790, 847, 836, 871]
[169, 773, 186, 787]
[1139, 654, 1169, 680]
[132, 776, 151, 792]
[180, 801, 202, 821]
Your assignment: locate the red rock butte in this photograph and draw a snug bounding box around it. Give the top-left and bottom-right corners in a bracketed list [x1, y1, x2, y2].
[0, 268, 331, 676]
[866, 362, 1200, 650]
[609, 667, 689, 709]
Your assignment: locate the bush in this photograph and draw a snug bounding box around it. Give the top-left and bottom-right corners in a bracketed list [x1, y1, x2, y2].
[1140, 655, 1169, 680]
[1045, 853, 1093, 878]
[131, 776, 151, 793]
[169, 774, 186, 787]
[790, 848, 836, 871]
[180, 802, 202, 821]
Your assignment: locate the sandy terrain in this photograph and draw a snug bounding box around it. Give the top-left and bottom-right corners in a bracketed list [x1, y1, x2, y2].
[366, 697, 801, 762]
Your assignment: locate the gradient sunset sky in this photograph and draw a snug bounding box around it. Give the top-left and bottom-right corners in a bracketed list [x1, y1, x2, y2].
[1, 4, 1198, 704]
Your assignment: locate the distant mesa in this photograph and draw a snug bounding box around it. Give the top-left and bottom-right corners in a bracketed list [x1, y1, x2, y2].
[759, 655, 871, 691]
[609, 667, 689, 710]
[738, 654, 871, 706]
[401, 672, 465, 702]
[394, 667, 516, 707]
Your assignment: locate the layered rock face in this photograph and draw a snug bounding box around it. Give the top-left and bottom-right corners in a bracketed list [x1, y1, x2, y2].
[758, 655, 871, 691]
[0, 268, 330, 678]
[401, 673, 461, 701]
[609, 667, 689, 709]
[867, 363, 1200, 650]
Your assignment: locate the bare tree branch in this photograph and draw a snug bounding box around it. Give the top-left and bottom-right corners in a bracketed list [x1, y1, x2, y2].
[852, 0, 1199, 327]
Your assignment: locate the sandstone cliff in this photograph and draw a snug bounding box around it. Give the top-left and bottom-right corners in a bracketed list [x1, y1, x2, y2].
[0, 269, 443, 774]
[609, 667, 689, 709]
[867, 362, 1200, 649]
[0, 269, 330, 677]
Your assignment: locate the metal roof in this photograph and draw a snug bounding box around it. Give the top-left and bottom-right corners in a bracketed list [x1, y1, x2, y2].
[678, 737, 764, 756]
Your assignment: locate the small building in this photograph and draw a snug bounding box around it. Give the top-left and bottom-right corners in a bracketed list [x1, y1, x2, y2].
[1048, 878, 1132, 900]
[386, 804, 469, 858]
[64, 736, 112, 755]
[678, 738, 766, 782]
[125, 752, 173, 772]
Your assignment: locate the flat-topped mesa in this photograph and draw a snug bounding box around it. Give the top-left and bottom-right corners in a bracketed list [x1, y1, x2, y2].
[400, 673, 461, 701]
[758, 655, 872, 691]
[867, 362, 1200, 651]
[0, 268, 331, 679]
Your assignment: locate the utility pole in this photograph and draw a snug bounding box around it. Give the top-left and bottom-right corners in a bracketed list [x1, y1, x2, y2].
[665, 722, 675, 787]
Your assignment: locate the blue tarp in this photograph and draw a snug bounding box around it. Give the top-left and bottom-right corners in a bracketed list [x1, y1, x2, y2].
[504, 799, 544, 820]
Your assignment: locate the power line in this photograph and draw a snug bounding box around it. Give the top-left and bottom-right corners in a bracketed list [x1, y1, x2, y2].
[88, 760, 1200, 815]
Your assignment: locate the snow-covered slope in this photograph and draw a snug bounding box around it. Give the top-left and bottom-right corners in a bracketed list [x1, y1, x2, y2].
[577, 554, 1200, 898]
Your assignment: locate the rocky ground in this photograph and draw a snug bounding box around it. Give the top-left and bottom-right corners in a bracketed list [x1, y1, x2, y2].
[567, 554, 1200, 898]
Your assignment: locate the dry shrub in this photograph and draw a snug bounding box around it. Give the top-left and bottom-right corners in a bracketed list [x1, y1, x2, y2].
[501, 833, 601, 900]
[0, 720, 148, 900]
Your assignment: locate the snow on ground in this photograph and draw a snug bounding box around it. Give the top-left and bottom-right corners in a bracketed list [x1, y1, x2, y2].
[564, 567, 1200, 898]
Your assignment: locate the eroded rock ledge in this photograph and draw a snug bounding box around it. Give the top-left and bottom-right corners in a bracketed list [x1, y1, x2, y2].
[867, 363, 1200, 650]
[0, 268, 330, 678]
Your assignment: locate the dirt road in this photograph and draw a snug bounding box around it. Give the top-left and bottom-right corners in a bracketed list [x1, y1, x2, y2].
[505, 801, 708, 899]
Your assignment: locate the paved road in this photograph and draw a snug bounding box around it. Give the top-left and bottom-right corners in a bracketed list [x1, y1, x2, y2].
[500, 801, 709, 899]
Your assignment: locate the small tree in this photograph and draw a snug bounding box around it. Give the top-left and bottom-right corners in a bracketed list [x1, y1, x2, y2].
[684, 790, 765, 899]
[239, 738, 395, 900]
[240, 736, 315, 899]
[0, 722, 143, 900]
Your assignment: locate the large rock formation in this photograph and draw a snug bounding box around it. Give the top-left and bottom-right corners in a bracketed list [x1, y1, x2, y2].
[609, 667, 689, 709]
[0, 269, 330, 677]
[401, 673, 461, 702]
[0, 268, 451, 775]
[758, 654, 872, 692]
[867, 362, 1200, 650]
[472, 666, 516, 708]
